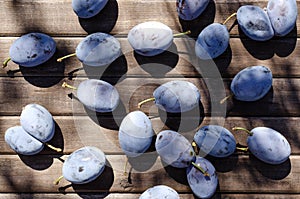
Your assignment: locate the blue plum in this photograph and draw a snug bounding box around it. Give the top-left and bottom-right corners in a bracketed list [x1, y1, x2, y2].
[72, 0, 108, 18]
[195, 23, 229, 60]
[177, 0, 210, 21]
[77, 79, 120, 112]
[4, 126, 44, 155]
[153, 80, 201, 113]
[246, 127, 291, 164]
[76, 32, 121, 67]
[62, 146, 106, 184]
[186, 156, 218, 199]
[194, 125, 236, 157]
[139, 185, 180, 199]
[20, 103, 55, 142]
[119, 111, 154, 157]
[267, 0, 297, 36]
[8, 33, 56, 67]
[237, 5, 274, 41]
[155, 130, 195, 168]
[128, 21, 173, 56]
[230, 65, 272, 101]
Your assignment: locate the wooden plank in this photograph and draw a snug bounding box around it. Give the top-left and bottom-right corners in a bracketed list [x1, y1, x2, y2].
[0, 193, 299, 199]
[0, 155, 299, 193]
[1, 37, 300, 78]
[1, 116, 300, 155]
[0, 0, 299, 37]
[0, 77, 299, 117]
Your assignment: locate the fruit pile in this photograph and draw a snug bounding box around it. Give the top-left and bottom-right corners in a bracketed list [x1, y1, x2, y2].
[2, 0, 297, 198]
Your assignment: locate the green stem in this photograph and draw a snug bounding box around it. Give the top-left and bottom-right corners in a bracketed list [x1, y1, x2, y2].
[53, 175, 64, 185]
[192, 141, 198, 155]
[62, 82, 77, 90]
[220, 94, 234, 104]
[3, 57, 11, 68]
[124, 158, 129, 176]
[173, 30, 191, 37]
[57, 53, 76, 62]
[232, 127, 254, 136]
[191, 162, 210, 177]
[45, 143, 62, 152]
[223, 13, 237, 25]
[138, 97, 155, 109]
[236, 146, 249, 152]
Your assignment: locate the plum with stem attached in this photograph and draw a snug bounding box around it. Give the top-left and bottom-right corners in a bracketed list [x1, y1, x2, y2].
[233, 127, 291, 164]
[54, 146, 106, 184]
[57, 32, 121, 67]
[3, 33, 56, 68]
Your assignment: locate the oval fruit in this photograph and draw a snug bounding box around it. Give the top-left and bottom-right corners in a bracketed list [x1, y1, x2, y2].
[139, 185, 180, 199]
[72, 0, 108, 18]
[177, 0, 210, 21]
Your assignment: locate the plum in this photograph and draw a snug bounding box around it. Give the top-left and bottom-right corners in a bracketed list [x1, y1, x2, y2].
[4, 33, 56, 67]
[72, 0, 108, 18]
[237, 5, 274, 41]
[267, 0, 297, 36]
[186, 156, 218, 199]
[119, 111, 154, 157]
[194, 125, 236, 157]
[139, 185, 180, 199]
[230, 65, 272, 101]
[61, 146, 106, 184]
[127, 21, 173, 56]
[177, 0, 210, 21]
[233, 127, 291, 164]
[155, 130, 195, 168]
[195, 23, 230, 60]
[20, 103, 55, 143]
[76, 79, 120, 112]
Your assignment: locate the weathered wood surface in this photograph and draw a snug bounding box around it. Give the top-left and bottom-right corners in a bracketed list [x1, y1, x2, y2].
[0, 0, 299, 37]
[1, 116, 300, 154]
[1, 37, 299, 78]
[0, 155, 298, 193]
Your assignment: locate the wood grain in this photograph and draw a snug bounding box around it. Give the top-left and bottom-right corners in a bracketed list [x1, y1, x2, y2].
[1, 37, 299, 78]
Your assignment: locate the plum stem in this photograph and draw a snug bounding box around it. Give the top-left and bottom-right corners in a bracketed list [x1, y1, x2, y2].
[232, 127, 254, 136]
[192, 141, 198, 154]
[173, 30, 191, 37]
[236, 146, 249, 152]
[191, 162, 210, 177]
[45, 143, 62, 152]
[220, 94, 234, 104]
[62, 82, 77, 90]
[57, 53, 76, 62]
[3, 57, 11, 68]
[124, 158, 129, 176]
[53, 175, 64, 185]
[223, 12, 237, 25]
[138, 97, 155, 109]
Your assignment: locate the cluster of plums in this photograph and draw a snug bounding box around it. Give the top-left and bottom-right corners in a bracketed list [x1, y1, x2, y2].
[2, 0, 297, 198]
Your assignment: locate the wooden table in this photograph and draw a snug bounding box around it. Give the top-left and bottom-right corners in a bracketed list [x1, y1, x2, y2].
[0, 0, 300, 198]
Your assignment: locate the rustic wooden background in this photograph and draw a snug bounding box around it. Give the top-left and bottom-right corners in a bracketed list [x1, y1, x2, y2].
[0, 0, 300, 198]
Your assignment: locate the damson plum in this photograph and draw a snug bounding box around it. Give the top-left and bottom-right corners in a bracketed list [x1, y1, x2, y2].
[155, 130, 195, 168]
[237, 5, 274, 41]
[62, 146, 106, 184]
[233, 127, 291, 164]
[127, 21, 173, 56]
[77, 79, 120, 112]
[177, 0, 210, 21]
[119, 111, 154, 157]
[20, 103, 55, 142]
[230, 65, 272, 101]
[195, 23, 229, 60]
[5, 126, 44, 155]
[139, 185, 180, 199]
[75, 33, 121, 66]
[153, 80, 201, 113]
[186, 157, 218, 199]
[194, 125, 236, 157]
[72, 0, 108, 18]
[267, 0, 297, 36]
[5, 33, 56, 67]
